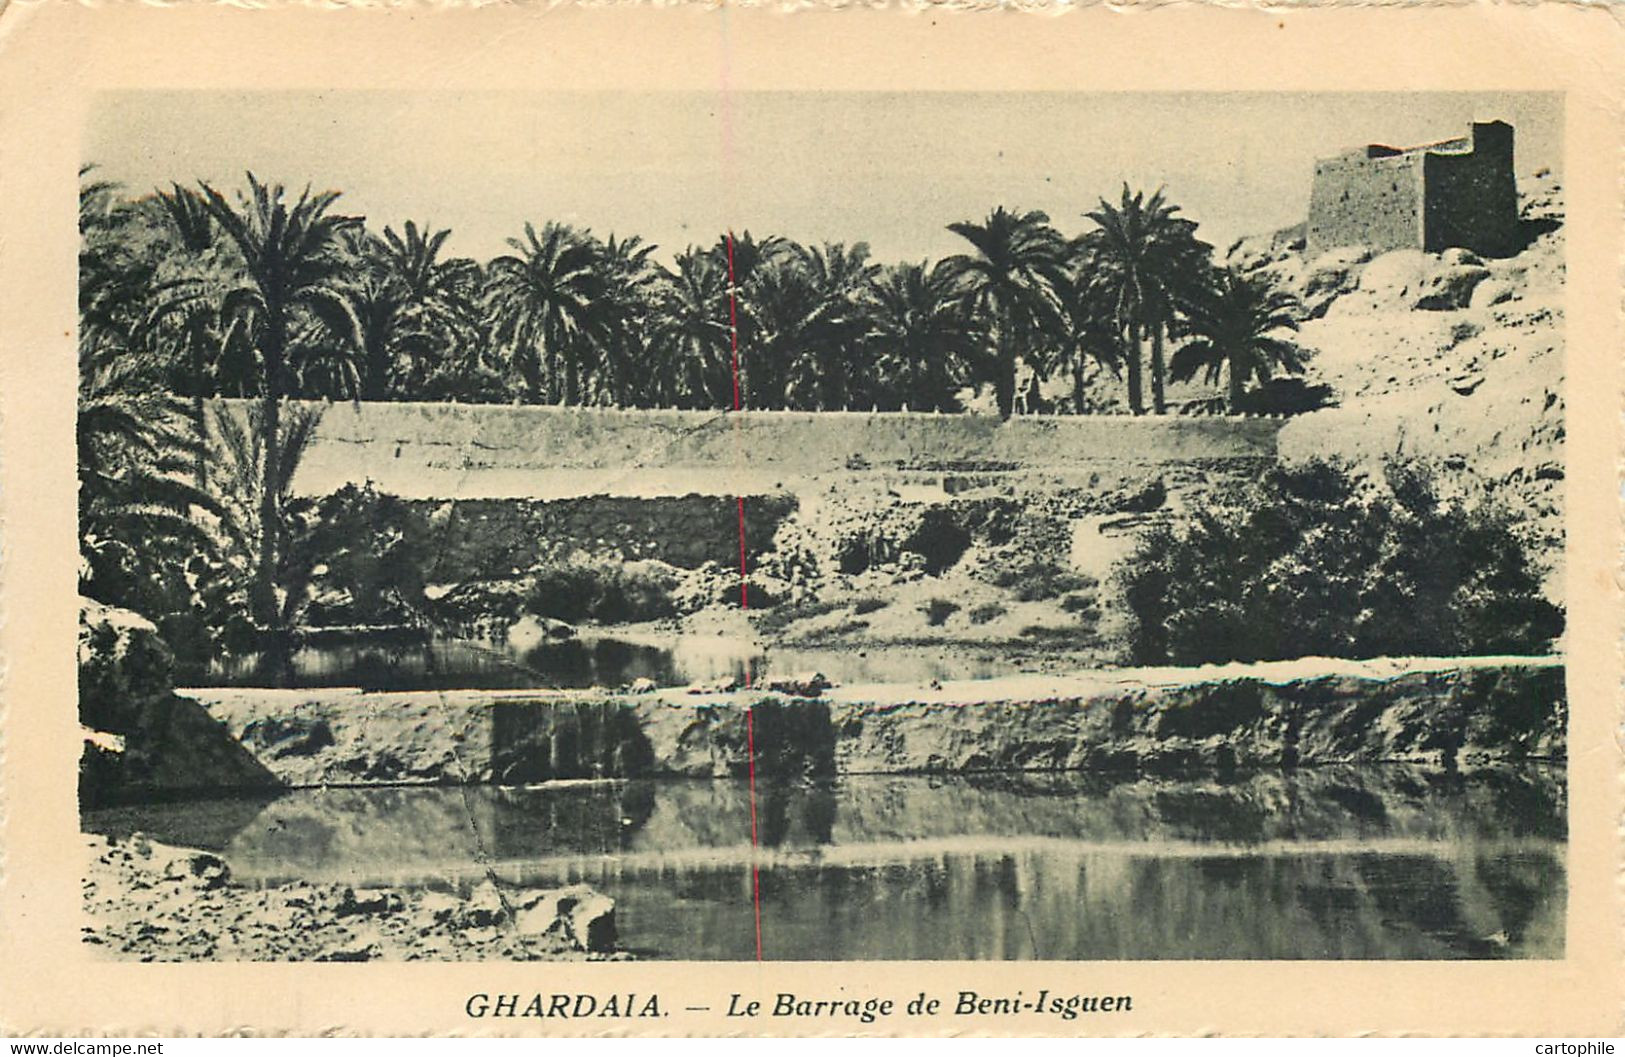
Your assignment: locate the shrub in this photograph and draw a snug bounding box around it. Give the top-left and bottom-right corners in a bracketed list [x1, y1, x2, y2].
[1059, 593, 1101, 623]
[919, 598, 961, 627]
[835, 534, 883, 576]
[852, 596, 890, 616]
[1234, 378, 1337, 416]
[525, 555, 677, 625]
[1019, 624, 1086, 643]
[968, 602, 1007, 625]
[902, 507, 973, 575]
[300, 483, 432, 626]
[753, 598, 844, 635]
[993, 561, 1094, 602]
[1116, 458, 1564, 665]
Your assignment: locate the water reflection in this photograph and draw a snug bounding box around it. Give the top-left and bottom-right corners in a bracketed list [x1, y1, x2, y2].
[83, 767, 1565, 961]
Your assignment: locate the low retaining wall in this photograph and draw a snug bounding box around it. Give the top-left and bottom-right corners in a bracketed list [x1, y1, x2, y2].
[215, 400, 1288, 500]
[413, 494, 799, 576]
[179, 659, 1564, 793]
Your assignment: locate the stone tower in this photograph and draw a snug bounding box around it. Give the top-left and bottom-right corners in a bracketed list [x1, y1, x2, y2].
[1306, 121, 1518, 259]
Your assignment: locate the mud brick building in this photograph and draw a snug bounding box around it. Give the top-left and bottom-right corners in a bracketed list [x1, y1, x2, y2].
[1306, 121, 1518, 258]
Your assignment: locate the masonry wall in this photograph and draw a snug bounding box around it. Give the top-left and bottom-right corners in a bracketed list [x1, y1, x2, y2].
[1306, 151, 1424, 258]
[184, 658, 1567, 789]
[218, 401, 1287, 501]
[411, 494, 800, 577]
[1424, 125, 1519, 257]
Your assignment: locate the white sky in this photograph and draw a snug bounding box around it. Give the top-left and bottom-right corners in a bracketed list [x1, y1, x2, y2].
[88, 91, 1562, 266]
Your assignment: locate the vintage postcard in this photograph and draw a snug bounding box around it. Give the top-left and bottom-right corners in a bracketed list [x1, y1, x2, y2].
[0, 1, 1621, 1039]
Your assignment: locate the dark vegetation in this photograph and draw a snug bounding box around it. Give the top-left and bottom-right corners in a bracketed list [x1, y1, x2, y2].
[967, 602, 1007, 625]
[1117, 459, 1564, 665]
[992, 560, 1095, 602]
[524, 557, 678, 626]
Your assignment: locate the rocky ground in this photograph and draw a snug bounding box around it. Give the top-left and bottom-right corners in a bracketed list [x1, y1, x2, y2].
[82, 832, 627, 962]
[1239, 172, 1566, 596]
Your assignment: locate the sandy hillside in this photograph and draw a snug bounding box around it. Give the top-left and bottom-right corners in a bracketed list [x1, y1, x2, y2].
[1234, 173, 1566, 594]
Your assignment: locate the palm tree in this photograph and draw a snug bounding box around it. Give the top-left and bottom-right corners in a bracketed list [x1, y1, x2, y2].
[208, 402, 326, 624]
[147, 184, 223, 485]
[941, 207, 1069, 420]
[741, 250, 819, 409]
[1169, 267, 1309, 411]
[865, 261, 976, 411]
[651, 249, 730, 408]
[711, 230, 793, 409]
[713, 231, 790, 291]
[590, 233, 663, 406]
[485, 222, 604, 405]
[77, 332, 217, 616]
[794, 242, 880, 410]
[196, 174, 362, 631]
[341, 239, 406, 401]
[1083, 185, 1210, 415]
[79, 166, 158, 350]
[375, 221, 483, 396]
[1054, 249, 1124, 415]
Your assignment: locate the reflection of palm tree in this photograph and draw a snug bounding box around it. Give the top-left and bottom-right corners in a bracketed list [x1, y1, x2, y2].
[1083, 186, 1209, 414]
[1170, 267, 1308, 411]
[866, 261, 975, 412]
[196, 173, 362, 629]
[942, 207, 1068, 420]
[486, 222, 604, 405]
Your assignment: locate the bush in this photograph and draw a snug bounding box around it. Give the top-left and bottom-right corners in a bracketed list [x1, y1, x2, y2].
[1019, 624, 1085, 643]
[753, 598, 844, 635]
[902, 507, 972, 574]
[852, 596, 889, 616]
[968, 602, 1007, 625]
[525, 555, 677, 625]
[1059, 593, 1101, 623]
[300, 483, 432, 626]
[993, 561, 1094, 602]
[1117, 459, 1564, 665]
[919, 598, 961, 627]
[1233, 378, 1337, 416]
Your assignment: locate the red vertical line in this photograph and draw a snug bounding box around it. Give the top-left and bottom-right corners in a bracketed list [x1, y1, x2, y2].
[746, 707, 764, 961]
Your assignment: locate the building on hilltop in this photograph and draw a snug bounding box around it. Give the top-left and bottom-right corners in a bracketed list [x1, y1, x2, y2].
[1306, 121, 1518, 259]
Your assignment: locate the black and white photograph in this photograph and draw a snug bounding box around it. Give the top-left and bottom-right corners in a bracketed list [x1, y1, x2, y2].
[68, 89, 1573, 967]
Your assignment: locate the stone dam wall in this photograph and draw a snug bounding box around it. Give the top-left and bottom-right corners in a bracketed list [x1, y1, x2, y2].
[170, 660, 1564, 796]
[414, 494, 800, 576]
[214, 400, 1288, 500]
